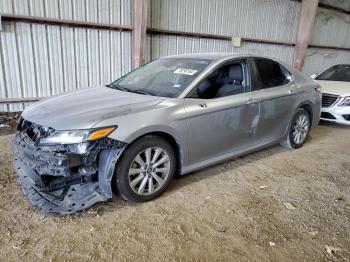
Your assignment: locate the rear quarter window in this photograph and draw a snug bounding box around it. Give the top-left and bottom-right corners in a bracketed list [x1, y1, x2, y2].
[254, 58, 292, 89]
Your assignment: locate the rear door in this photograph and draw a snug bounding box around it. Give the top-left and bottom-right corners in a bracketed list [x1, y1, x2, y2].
[250, 58, 301, 142]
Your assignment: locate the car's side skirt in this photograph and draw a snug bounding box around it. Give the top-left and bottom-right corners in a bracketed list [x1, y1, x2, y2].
[181, 138, 282, 175]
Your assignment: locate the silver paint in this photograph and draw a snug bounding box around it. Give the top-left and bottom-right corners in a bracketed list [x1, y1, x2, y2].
[21, 53, 321, 175]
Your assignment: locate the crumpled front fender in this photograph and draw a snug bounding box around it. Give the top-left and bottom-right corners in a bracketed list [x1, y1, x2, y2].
[98, 148, 125, 199]
[13, 133, 126, 215]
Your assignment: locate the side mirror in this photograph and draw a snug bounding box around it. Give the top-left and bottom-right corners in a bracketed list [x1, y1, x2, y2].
[310, 74, 317, 79]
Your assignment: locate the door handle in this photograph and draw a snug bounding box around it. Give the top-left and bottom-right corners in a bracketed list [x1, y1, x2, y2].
[198, 103, 207, 108]
[246, 99, 259, 105]
[288, 89, 296, 95]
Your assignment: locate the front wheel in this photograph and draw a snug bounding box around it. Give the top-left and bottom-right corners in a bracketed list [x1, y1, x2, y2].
[281, 108, 311, 149]
[115, 136, 176, 203]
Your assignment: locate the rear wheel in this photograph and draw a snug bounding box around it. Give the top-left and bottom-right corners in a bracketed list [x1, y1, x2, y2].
[281, 108, 311, 149]
[115, 136, 176, 203]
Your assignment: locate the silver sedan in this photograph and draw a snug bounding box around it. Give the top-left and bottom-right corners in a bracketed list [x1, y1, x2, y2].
[13, 53, 321, 214]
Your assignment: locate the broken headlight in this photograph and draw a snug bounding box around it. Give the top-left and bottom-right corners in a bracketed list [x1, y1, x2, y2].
[39, 127, 117, 145]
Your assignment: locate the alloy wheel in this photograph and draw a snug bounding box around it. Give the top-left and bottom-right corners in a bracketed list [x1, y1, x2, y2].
[292, 113, 309, 145]
[128, 147, 171, 195]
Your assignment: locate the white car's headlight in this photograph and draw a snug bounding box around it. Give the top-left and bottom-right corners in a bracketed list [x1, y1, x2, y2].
[39, 127, 116, 145]
[338, 96, 350, 107]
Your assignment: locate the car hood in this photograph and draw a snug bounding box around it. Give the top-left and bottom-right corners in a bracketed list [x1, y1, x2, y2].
[22, 86, 165, 130]
[316, 80, 350, 96]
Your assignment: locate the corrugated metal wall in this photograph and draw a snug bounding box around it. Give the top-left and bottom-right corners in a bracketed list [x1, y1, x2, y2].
[0, 0, 132, 111]
[310, 8, 350, 49]
[303, 48, 350, 76]
[0, 0, 131, 23]
[146, 34, 294, 64]
[1, 0, 350, 112]
[147, 0, 300, 64]
[148, 0, 300, 42]
[147, 0, 350, 80]
[303, 6, 350, 76]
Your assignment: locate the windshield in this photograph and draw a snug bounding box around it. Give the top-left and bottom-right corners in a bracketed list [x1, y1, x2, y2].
[316, 65, 350, 82]
[108, 58, 211, 97]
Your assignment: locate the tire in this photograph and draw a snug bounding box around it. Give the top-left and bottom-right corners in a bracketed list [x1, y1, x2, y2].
[115, 135, 176, 203]
[281, 108, 311, 149]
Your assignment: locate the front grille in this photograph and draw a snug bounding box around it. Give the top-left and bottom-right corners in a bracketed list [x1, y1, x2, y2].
[322, 93, 339, 108]
[321, 112, 336, 119]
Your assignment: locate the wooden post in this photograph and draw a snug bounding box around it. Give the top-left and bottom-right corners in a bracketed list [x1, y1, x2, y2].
[132, 0, 148, 69]
[293, 0, 319, 71]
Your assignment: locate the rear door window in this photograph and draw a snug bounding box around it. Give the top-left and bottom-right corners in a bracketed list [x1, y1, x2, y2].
[252, 58, 292, 91]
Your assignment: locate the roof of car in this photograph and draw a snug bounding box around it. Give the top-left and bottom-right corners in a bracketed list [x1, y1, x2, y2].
[161, 53, 293, 71]
[164, 53, 244, 61]
[163, 52, 284, 62]
[167, 53, 238, 60]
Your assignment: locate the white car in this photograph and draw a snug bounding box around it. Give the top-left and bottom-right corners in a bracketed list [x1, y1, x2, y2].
[314, 65, 350, 125]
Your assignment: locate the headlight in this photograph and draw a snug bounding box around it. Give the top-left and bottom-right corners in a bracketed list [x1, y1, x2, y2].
[39, 127, 116, 145]
[338, 97, 350, 107]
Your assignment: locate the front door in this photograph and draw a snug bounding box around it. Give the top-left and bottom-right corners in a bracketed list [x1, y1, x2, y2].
[184, 94, 260, 165]
[183, 60, 260, 166]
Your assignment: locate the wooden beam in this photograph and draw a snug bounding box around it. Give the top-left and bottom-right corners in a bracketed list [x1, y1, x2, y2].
[318, 3, 350, 15]
[0, 97, 41, 104]
[308, 44, 350, 52]
[0, 14, 132, 31]
[147, 28, 295, 47]
[132, 0, 148, 69]
[293, 0, 319, 71]
[148, 27, 350, 51]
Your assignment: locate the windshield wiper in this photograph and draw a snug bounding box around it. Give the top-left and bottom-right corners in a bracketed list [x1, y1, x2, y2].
[106, 83, 129, 92]
[130, 89, 155, 96]
[107, 83, 155, 96]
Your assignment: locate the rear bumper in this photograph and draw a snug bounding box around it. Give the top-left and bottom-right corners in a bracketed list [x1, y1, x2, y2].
[12, 133, 126, 215]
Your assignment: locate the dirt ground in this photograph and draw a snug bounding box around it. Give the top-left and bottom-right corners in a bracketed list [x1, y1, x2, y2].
[0, 122, 349, 261]
[0, 112, 19, 136]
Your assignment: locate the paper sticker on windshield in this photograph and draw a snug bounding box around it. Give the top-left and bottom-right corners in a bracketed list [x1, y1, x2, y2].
[174, 68, 198, 76]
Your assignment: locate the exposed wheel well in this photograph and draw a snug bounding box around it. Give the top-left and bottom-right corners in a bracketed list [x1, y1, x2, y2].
[300, 104, 313, 125]
[129, 132, 182, 175]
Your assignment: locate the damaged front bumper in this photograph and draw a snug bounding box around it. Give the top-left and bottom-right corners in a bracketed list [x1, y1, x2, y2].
[12, 132, 126, 215]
